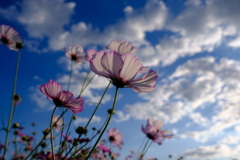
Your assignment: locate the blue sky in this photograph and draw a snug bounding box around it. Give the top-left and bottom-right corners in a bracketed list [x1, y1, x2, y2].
[1, 0, 240, 159]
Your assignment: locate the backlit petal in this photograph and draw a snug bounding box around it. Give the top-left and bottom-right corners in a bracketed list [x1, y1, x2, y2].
[101, 51, 123, 79]
[120, 54, 142, 81]
[40, 79, 62, 100]
[67, 97, 84, 113]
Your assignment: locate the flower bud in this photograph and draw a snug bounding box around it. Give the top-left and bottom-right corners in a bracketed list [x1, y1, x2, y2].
[12, 123, 19, 129]
[75, 126, 87, 135]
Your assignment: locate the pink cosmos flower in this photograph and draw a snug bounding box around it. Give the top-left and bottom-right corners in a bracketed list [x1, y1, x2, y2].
[107, 128, 123, 149]
[141, 118, 172, 145]
[105, 40, 148, 73]
[40, 79, 84, 113]
[85, 50, 158, 92]
[65, 45, 85, 64]
[0, 25, 22, 51]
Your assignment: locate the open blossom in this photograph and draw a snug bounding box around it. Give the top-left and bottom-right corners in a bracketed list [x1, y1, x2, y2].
[65, 45, 85, 64]
[141, 118, 172, 145]
[107, 128, 123, 149]
[40, 79, 84, 113]
[105, 40, 148, 73]
[0, 25, 23, 51]
[85, 50, 158, 92]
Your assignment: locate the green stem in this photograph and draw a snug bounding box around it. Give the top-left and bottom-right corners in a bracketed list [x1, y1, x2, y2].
[25, 110, 67, 160]
[79, 70, 91, 97]
[3, 50, 21, 159]
[64, 82, 111, 159]
[85, 82, 111, 129]
[140, 139, 151, 160]
[50, 106, 58, 160]
[67, 60, 73, 91]
[68, 118, 108, 159]
[85, 87, 119, 160]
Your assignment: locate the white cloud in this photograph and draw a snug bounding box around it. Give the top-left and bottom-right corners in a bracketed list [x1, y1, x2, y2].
[113, 110, 130, 123]
[182, 144, 240, 159]
[73, 115, 101, 126]
[125, 56, 240, 142]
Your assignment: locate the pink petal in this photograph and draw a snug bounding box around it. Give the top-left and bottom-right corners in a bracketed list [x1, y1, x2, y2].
[105, 40, 125, 51]
[67, 97, 84, 113]
[101, 51, 123, 79]
[127, 70, 158, 92]
[120, 54, 143, 81]
[138, 66, 149, 73]
[118, 41, 136, 54]
[40, 80, 62, 100]
[58, 91, 74, 104]
[90, 50, 110, 77]
[85, 49, 96, 62]
[154, 120, 164, 130]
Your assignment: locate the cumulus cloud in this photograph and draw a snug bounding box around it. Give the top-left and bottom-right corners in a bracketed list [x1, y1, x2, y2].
[73, 115, 101, 126]
[182, 144, 240, 159]
[125, 56, 240, 142]
[113, 111, 130, 123]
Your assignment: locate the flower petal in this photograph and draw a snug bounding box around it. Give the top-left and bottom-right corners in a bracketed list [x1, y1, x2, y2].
[90, 50, 111, 77]
[101, 51, 123, 79]
[58, 91, 74, 104]
[85, 49, 96, 62]
[67, 97, 84, 113]
[40, 80, 62, 100]
[127, 70, 158, 92]
[118, 41, 136, 54]
[120, 54, 143, 81]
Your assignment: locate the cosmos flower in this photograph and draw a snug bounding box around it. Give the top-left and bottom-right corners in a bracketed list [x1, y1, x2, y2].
[40, 79, 84, 113]
[64, 45, 85, 64]
[105, 40, 148, 73]
[0, 25, 23, 51]
[141, 118, 172, 145]
[85, 49, 158, 92]
[107, 128, 123, 149]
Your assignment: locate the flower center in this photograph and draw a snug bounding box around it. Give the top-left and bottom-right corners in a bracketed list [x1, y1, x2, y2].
[71, 55, 78, 61]
[1, 36, 9, 44]
[53, 98, 64, 107]
[147, 133, 154, 140]
[109, 136, 115, 142]
[112, 78, 128, 88]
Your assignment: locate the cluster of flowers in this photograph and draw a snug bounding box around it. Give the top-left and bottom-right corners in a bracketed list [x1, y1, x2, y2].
[0, 24, 173, 160]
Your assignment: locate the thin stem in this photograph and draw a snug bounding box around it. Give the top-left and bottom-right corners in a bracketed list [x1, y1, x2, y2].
[25, 110, 67, 160]
[82, 74, 96, 92]
[85, 87, 119, 160]
[85, 82, 111, 129]
[67, 60, 73, 91]
[79, 70, 91, 97]
[68, 118, 108, 159]
[3, 50, 21, 159]
[139, 139, 151, 160]
[143, 141, 153, 157]
[64, 82, 111, 159]
[50, 106, 58, 160]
